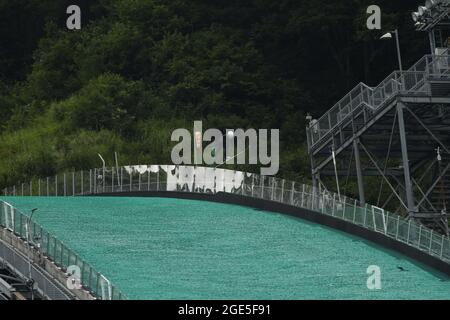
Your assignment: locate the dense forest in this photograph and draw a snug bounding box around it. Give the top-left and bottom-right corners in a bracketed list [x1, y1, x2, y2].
[0, 0, 429, 191]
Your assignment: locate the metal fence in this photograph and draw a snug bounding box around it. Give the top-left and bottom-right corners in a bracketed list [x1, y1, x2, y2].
[0, 239, 72, 300]
[3, 165, 450, 265]
[0, 200, 125, 300]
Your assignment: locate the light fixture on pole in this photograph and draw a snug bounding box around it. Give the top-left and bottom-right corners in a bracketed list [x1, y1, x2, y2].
[425, 0, 437, 9]
[412, 0, 443, 24]
[97, 153, 106, 171]
[418, 5, 428, 15]
[380, 29, 403, 73]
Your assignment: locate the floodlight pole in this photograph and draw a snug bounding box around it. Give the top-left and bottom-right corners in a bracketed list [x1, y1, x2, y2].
[381, 29, 403, 82]
[393, 29, 403, 74]
[397, 103, 415, 215]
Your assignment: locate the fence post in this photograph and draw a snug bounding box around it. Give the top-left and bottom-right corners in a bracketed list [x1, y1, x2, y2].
[440, 235, 445, 259]
[418, 224, 422, 248]
[120, 167, 123, 192]
[53, 237, 57, 263]
[129, 171, 132, 191]
[60, 244, 64, 267]
[55, 175, 58, 196]
[300, 184, 305, 207]
[280, 179, 285, 203]
[193, 171, 196, 193]
[67, 250, 71, 268]
[271, 178, 275, 200]
[89, 169, 92, 194]
[287, 182, 294, 205]
[396, 215, 400, 240]
[96, 273, 101, 299]
[81, 170, 84, 195]
[321, 193, 325, 213]
[64, 173, 67, 196]
[331, 193, 336, 216]
[76, 256, 80, 276]
[371, 206, 376, 231]
[88, 267, 93, 292]
[311, 186, 315, 211]
[251, 175, 255, 197]
[109, 167, 113, 192]
[429, 230, 433, 253]
[72, 172, 75, 196]
[93, 169, 97, 194]
[105, 167, 110, 192]
[407, 220, 411, 244]
[148, 170, 150, 191]
[363, 204, 368, 227]
[30, 180, 32, 196]
[138, 173, 141, 191]
[38, 179, 41, 196]
[352, 200, 357, 223]
[46, 177, 49, 196]
[46, 232, 50, 256]
[260, 176, 264, 198]
[21, 183, 24, 196]
[157, 169, 159, 191]
[342, 196, 346, 219]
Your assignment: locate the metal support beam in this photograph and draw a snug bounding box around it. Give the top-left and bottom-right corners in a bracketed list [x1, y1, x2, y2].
[359, 142, 408, 210]
[429, 30, 436, 54]
[311, 99, 399, 173]
[397, 103, 416, 215]
[353, 139, 365, 205]
[404, 106, 450, 155]
[416, 162, 450, 208]
[411, 178, 438, 213]
[309, 141, 318, 189]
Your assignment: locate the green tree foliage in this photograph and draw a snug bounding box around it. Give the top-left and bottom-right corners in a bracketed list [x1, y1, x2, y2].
[52, 73, 145, 134]
[0, 0, 428, 188]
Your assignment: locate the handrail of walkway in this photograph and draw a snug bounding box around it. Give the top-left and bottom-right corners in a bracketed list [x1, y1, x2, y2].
[308, 53, 450, 149]
[0, 200, 126, 300]
[3, 165, 450, 267]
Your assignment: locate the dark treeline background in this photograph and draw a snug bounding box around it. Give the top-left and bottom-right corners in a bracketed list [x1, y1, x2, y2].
[0, 0, 428, 188]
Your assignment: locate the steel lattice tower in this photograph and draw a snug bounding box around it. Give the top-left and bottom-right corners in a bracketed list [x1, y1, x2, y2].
[307, 0, 450, 235]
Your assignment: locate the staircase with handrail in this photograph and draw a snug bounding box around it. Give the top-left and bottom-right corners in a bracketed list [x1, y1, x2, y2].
[307, 52, 450, 152]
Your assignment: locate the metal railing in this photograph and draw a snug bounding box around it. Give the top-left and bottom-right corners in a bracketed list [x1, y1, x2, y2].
[3, 165, 450, 265]
[0, 200, 126, 300]
[0, 239, 72, 300]
[309, 52, 450, 148]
